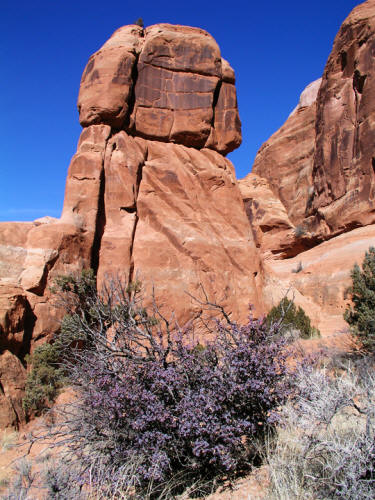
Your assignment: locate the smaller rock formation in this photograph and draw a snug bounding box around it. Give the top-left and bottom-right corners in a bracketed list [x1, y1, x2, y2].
[252, 79, 320, 228]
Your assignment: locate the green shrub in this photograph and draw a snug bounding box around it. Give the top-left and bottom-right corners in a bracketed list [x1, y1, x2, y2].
[345, 246, 375, 350]
[23, 269, 97, 416]
[134, 17, 144, 27]
[266, 297, 320, 339]
[22, 343, 66, 415]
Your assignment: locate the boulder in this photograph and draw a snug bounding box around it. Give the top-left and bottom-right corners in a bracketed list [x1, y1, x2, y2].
[78, 24, 241, 155]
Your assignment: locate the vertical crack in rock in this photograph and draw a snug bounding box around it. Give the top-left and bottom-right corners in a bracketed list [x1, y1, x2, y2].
[128, 145, 148, 284]
[90, 137, 112, 274]
[210, 79, 222, 129]
[125, 49, 141, 133]
[352, 70, 367, 162]
[18, 300, 36, 365]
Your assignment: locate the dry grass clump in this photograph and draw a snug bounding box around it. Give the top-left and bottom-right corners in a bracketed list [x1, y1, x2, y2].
[0, 431, 18, 451]
[266, 360, 375, 499]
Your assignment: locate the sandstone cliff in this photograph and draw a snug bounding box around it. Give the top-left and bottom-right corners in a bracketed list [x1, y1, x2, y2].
[0, 24, 260, 428]
[4, 1, 375, 430]
[245, 0, 375, 335]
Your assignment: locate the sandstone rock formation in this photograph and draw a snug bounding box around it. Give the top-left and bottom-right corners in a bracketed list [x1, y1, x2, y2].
[0, 24, 259, 427]
[251, 0, 375, 246]
[261, 225, 375, 336]
[78, 24, 241, 154]
[4, 2, 375, 430]
[246, 0, 375, 340]
[307, 0, 375, 237]
[251, 79, 320, 229]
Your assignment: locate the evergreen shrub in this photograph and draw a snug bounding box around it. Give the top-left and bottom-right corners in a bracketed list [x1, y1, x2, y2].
[266, 297, 320, 339]
[345, 246, 375, 350]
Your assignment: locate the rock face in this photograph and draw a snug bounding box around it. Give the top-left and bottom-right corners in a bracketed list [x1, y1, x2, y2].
[261, 225, 375, 337]
[0, 24, 259, 427]
[252, 79, 320, 228]
[247, 0, 375, 338]
[252, 0, 375, 246]
[78, 24, 241, 155]
[308, 0, 375, 237]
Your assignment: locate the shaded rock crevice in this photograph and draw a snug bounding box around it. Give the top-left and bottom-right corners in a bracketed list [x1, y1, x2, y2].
[128, 145, 148, 284]
[90, 160, 107, 275]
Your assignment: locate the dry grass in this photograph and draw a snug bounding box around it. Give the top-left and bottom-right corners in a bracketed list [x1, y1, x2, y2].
[0, 431, 18, 451]
[266, 362, 375, 499]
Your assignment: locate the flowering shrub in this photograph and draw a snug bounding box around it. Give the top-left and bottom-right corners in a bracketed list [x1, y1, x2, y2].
[48, 274, 293, 496]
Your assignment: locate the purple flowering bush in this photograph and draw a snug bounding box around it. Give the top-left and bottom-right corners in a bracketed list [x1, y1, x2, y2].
[50, 274, 293, 496]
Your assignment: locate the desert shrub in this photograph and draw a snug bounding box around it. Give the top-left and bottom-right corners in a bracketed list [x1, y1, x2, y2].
[42, 274, 293, 498]
[266, 361, 375, 499]
[22, 270, 98, 417]
[345, 246, 375, 350]
[22, 342, 66, 416]
[266, 297, 320, 339]
[3, 458, 35, 500]
[134, 17, 144, 27]
[291, 261, 303, 274]
[294, 225, 307, 238]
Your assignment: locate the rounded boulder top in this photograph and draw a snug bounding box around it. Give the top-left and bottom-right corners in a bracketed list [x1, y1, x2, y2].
[78, 23, 242, 155]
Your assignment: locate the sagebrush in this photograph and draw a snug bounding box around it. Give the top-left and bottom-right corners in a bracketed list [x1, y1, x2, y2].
[266, 359, 375, 499]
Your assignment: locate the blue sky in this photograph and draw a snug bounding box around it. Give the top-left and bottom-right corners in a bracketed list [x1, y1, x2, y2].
[1, 0, 360, 221]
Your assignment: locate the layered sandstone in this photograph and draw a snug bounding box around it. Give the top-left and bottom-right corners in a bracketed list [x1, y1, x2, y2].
[252, 79, 320, 228]
[251, 0, 375, 246]
[307, 0, 375, 237]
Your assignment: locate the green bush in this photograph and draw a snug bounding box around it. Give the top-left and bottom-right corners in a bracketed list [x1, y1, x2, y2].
[23, 269, 97, 416]
[22, 343, 65, 416]
[266, 297, 320, 339]
[345, 246, 375, 350]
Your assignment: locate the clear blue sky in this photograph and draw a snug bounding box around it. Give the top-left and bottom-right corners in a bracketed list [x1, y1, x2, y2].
[1, 0, 360, 221]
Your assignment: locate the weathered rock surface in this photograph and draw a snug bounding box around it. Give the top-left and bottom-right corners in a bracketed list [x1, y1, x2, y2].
[261, 224, 375, 336]
[0, 350, 26, 429]
[0, 24, 257, 427]
[307, 0, 375, 237]
[90, 130, 261, 322]
[239, 174, 296, 258]
[246, 0, 375, 340]
[78, 24, 241, 155]
[252, 1, 375, 247]
[252, 79, 319, 228]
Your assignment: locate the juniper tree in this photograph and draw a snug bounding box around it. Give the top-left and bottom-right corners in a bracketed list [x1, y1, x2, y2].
[345, 246, 375, 350]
